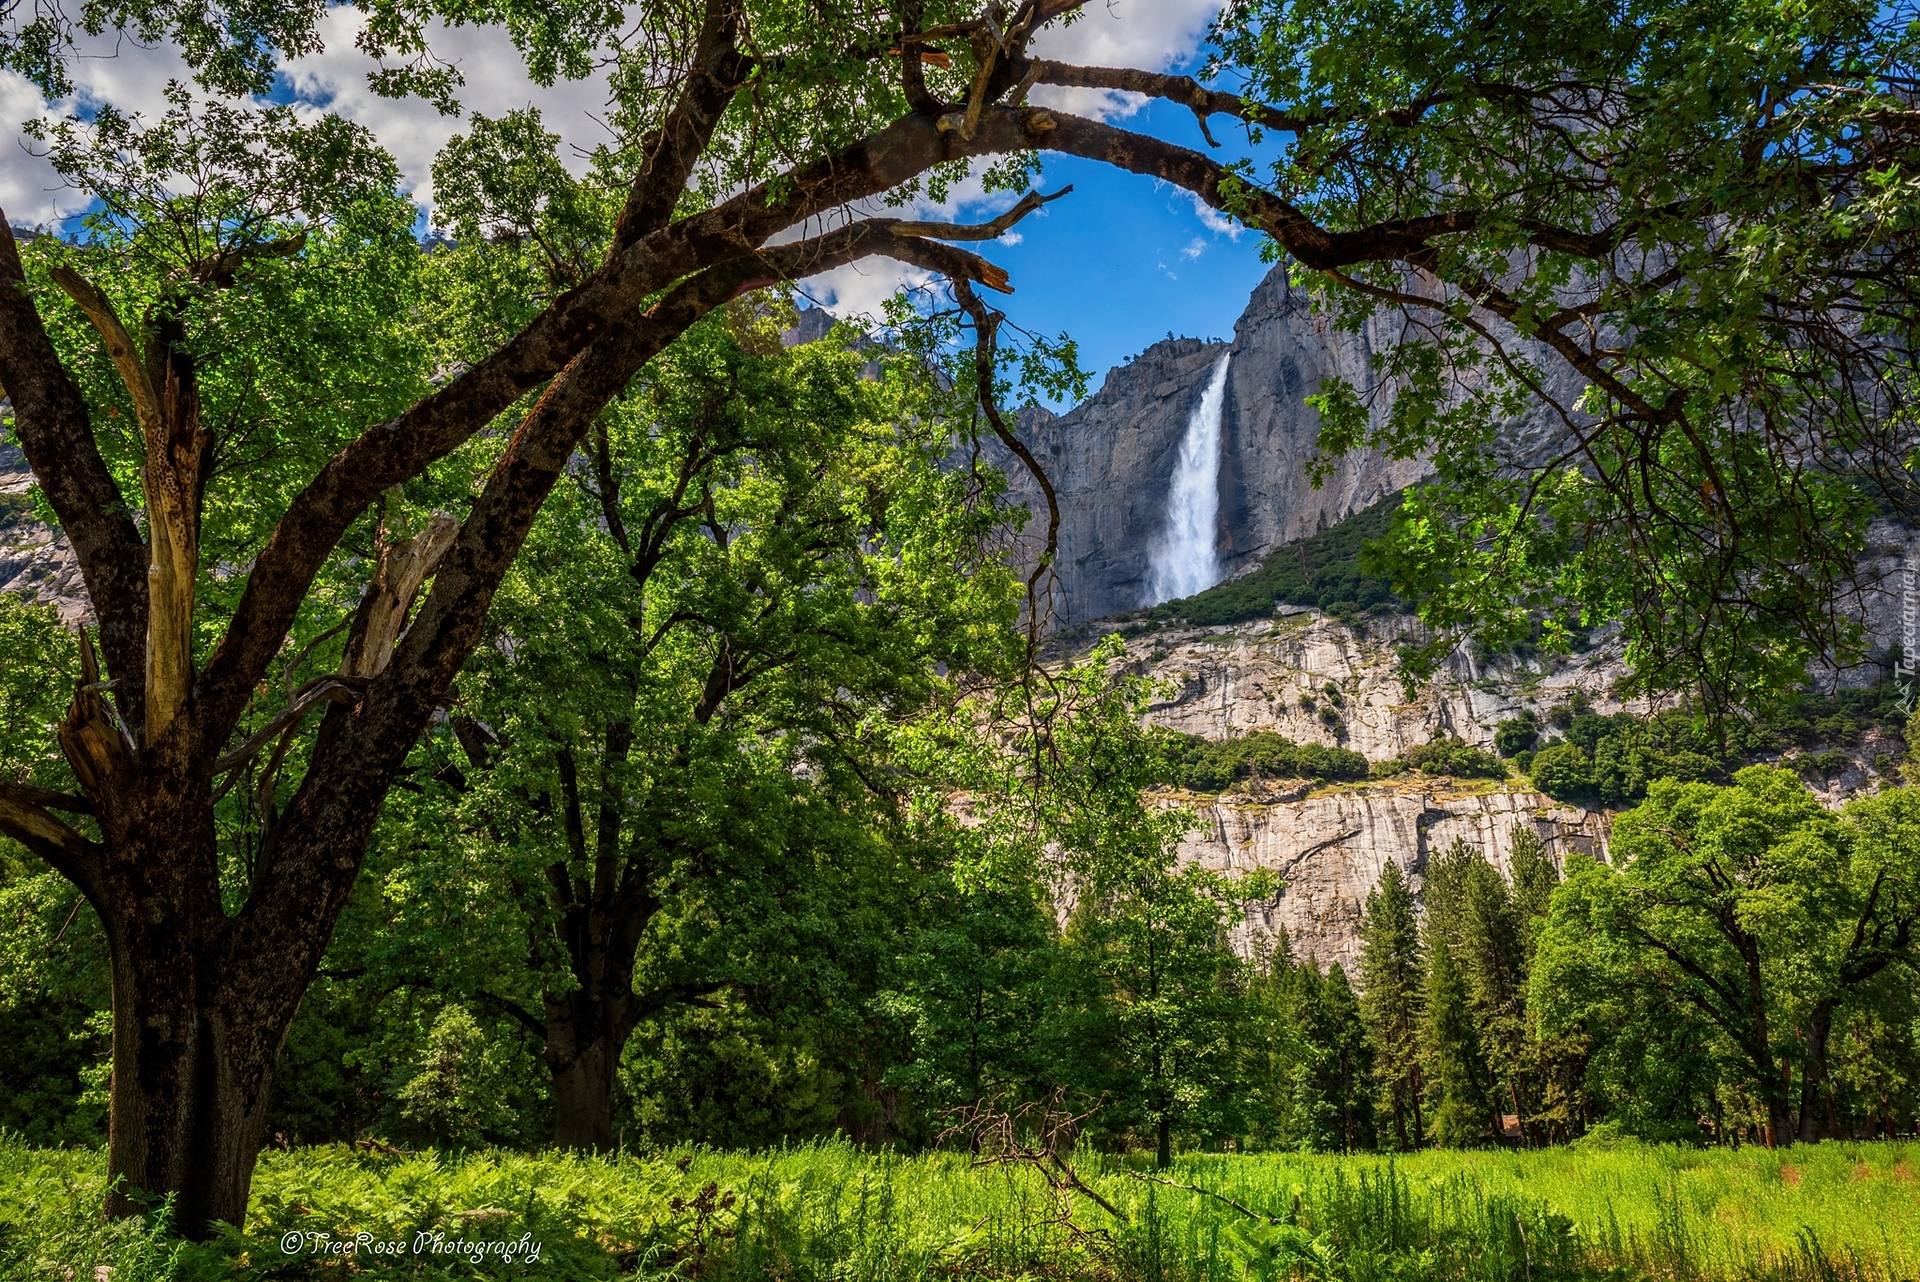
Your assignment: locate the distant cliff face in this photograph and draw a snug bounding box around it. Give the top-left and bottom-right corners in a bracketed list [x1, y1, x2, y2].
[1185, 782, 1610, 975]
[1094, 597, 1915, 972]
[0, 440, 89, 623]
[997, 266, 1433, 626]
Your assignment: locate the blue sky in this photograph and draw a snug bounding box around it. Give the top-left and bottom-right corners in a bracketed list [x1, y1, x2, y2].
[796, 105, 1280, 405]
[964, 112, 1279, 402]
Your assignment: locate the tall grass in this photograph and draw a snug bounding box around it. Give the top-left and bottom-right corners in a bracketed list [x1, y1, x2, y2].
[1, 1136, 1913, 1281]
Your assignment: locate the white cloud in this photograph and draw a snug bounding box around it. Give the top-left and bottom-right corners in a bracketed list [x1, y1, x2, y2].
[1179, 236, 1205, 260]
[1186, 190, 1243, 239]
[0, 12, 616, 228]
[1026, 0, 1222, 120]
[799, 258, 936, 324]
[279, 10, 614, 207]
[0, 72, 64, 226]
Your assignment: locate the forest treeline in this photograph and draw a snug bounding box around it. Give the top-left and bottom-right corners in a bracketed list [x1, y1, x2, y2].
[6, 574, 1917, 1163]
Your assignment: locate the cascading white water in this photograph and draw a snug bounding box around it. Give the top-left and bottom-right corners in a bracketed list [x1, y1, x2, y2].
[1144, 353, 1232, 605]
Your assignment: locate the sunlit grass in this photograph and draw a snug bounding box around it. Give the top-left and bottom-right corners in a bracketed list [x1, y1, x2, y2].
[2, 1136, 1914, 1280]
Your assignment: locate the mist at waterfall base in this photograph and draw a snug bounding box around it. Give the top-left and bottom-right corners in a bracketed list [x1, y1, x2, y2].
[1145, 353, 1232, 606]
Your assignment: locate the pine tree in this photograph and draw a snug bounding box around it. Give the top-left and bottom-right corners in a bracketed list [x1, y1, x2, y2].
[1283, 962, 1340, 1151]
[1422, 935, 1494, 1146]
[1509, 825, 1561, 969]
[1459, 853, 1530, 1142]
[1359, 861, 1425, 1149]
[1321, 962, 1375, 1152]
[1506, 825, 1588, 1142]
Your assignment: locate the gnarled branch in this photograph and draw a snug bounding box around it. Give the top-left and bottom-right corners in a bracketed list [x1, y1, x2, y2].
[0, 218, 150, 728]
[0, 792, 102, 897]
[892, 185, 1071, 241]
[340, 513, 461, 679]
[0, 781, 94, 815]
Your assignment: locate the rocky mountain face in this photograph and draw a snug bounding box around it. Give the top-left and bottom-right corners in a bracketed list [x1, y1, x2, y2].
[1114, 609, 1626, 972]
[0, 439, 89, 624]
[997, 267, 1441, 625]
[1091, 572, 1916, 974]
[1191, 782, 1608, 975]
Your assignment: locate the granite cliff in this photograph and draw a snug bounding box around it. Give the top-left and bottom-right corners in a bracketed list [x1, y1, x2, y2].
[1086, 581, 1915, 973]
[0, 440, 88, 624]
[998, 267, 1447, 625]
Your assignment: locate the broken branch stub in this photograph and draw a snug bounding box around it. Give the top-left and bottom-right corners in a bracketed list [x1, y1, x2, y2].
[340, 514, 461, 679]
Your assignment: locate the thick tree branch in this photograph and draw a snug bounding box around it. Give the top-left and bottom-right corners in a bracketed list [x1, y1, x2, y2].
[1023, 60, 1327, 136]
[0, 794, 101, 891]
[0, 780, 93, 815]
[611, 0, 752, 251]
[0, 217, 150, 731]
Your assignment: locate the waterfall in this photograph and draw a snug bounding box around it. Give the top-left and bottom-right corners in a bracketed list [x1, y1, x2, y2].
[1145, 353, 1231, 606]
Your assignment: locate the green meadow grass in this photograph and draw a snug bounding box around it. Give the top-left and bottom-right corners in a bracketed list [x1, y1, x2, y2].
[2, 1137, 1914, 1281]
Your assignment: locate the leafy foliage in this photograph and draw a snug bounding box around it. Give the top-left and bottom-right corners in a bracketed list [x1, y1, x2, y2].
[1527, 684, 1912, 806]
[6, 1135, 1920, 1282]
[1157, 729, 1371, 792]
[1387, 738, 1509, 781]
[1217, 0, 1920, 711]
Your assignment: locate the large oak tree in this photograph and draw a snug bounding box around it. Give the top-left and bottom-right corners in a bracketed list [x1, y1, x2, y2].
[3, 0, 1919, 1232]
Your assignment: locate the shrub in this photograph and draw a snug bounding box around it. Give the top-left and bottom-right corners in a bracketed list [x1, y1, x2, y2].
[1493, 714, 1539, 757]
[1158, 730, 1369, 790]
[1797, 749, 1853, 781]
[1529, 743, 1591, 800]
[1402, 737, 1507, 779]
[1546, 690, 1593, 729]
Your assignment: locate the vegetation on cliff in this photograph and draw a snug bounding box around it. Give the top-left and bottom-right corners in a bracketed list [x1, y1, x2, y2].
[1147, 492, 1405, 629]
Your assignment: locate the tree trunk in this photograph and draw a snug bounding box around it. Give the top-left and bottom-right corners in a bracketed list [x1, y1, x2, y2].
[102, 947, 293, 1234]
[550, 1036, 622, 1152]
[543, 977, 638, 1151]
[1156, 1114, 1172, 1169]
[1765, 1055, 1793, 1148]
[1797, 1002, 1835, 1143]
[92, 788, 307, 1238]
